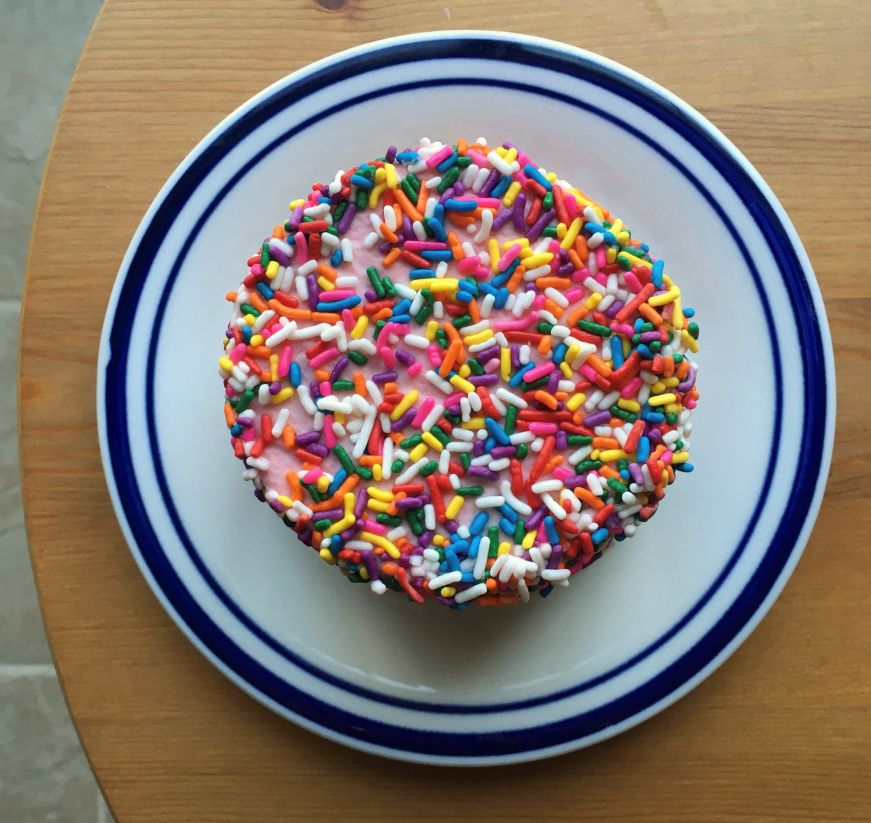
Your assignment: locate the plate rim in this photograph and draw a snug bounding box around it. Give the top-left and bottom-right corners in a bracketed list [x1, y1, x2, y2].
[97, 30, 835, 764]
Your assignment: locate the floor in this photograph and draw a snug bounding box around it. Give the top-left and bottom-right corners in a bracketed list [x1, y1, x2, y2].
[0, 1, 114, 820]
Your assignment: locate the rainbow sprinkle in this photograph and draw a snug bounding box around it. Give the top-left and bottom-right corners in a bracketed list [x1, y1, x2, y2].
[220, 137, 700, 607]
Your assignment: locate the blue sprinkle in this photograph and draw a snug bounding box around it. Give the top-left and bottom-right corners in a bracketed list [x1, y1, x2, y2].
[637, 343, 654, 359]
[674, 462, 694, 473]
[289, 362, 302, 387]
[499, 504, 518, 523]
[428, 219, 447, 242]
[421, 249, 454, 262]
[620, 469, 631, 481]
[683, 306, 695, 318]
[483, 436, 496, 452]
[460, 572, 477, 584]
[634, 318, 645, 332]
[255, 282, 275, 300]
[396, 150, 419, 163]
[470, 511, 489, 536]
[491, 175, 511, 198]
[436, 150, 458, 173]
[446, 548, 460, 571]
[641, 409, 665, 424]
[455, 291, 473, 303]
[485, 417, 511, 446]
[468, 536, 482, 558]
[433, 203, 445, 222]
[652, 259, 665, 288]
[499, 517, 516, 536]
[393, 298, 411, 315]
[409, 268, 435, 280]
[610, 336, 625, 367]
[508, 362, 534, 387]
[591, 527, 610, 545]
[552, 342, 568, 365]
[479, 282, 498, 297]
[230, 423, 242, 437]
[444, 198, 476, 212]
[495, 287, 510, 309]
[636, 437, 650, 463]
[329, 249, 343, 267]
[391, 314, 411, 323]
[350, 174, 373, 190]
[539, 584, 554, 598]
[316, 297, 361, 311]
[241, 326, 252, 343]
[544, 516, 560, 546]
[523, 163, 552, 190]
[327, 468, 348, 496]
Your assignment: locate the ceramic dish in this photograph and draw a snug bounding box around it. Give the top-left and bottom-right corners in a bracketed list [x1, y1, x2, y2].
[97, 31, 834, 765]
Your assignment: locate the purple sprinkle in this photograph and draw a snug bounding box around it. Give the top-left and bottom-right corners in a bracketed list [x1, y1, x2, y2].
[476, 345, 500, 363]
[287, 205, 304, 231]
[340, 523, 361, 542]
[584, 410, 611, 427]
[336, 203, 357, 234]
[472, 441, 485, 457]
[268, 243, 292, 267]
[317, 507, 343, 521]
[378, 240, 392, 255]
[372, 370, 397, 384]
[254, 489, 266, 502]
[564, 474, 587, 488]
[605, 515, 622, 530]
[490, 446, 515, 459]
[527, 208, 556, 241]
[361, 551, 380, 580]
[297, 527, 313, 544]
[438, 187, 455, 205]
[469, 466, 499, 481]
[629, 463, 645, 485]
[385, 145, 397, 162]
[396, 497, 424, 510]
[446, 403, 461, 416]
[307, 380, 320, 397]
[547, 545, 563, 569]
[268, 382, 281, 395]
[237, 415, 254, 429]
[647, 427, 663, 444]
[469, 373, 498, 386]
[354, 489, 367, 518]
[547, 371, 560, 392]
[401, 214, 414, 239]
[330, 356, 349, 381]
[605, 300, 624, 318]
[306, 274, 319, 309]
[445, 520, 458, 533]
[268, 499, 284, 513]
[512, 193, 527, 232]
[526, 506, 546, 530]
[640, 331, 661, 343]
[364, 288, 378, 301]
[492, 206, 513, 231]
[558, 262, 574, 276]
[306, 443, 329, 458]
[395, 349, 415, 367]
[510, 344, 522, 369]
[418, 531, 433, 548]
[677, 366, 696, 392]
[555, 430, 568, 450]
[453, 181, 466, 196]
[480, 168, 501, 197]
[391, 410, 416, 431]
[296, 431, 321, 447]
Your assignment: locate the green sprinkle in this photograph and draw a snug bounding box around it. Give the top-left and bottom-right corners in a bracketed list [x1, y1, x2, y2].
[366, 266, 385, 297]
[391, 459, 405, 473]
[332, 379, 354, 391]
[457, 485, 484, 496]
[487, 526, 499, 553]
[567, 434, 593, 445]
[610, 404, 637, 422]
[688, 322, 700, 340]
[578, 320, 612, 337]
[513, 520, 525, 543]
[505, 405, 518, 435]
[381, 277, 397, 297]
[435, 329, 449, 348]
[235, 389, 255, 413]
[537, 321, 555, 334]
[607, 478, 628, 496]
[429, 426, 450, 446]
[400, 434, 423, 449]
[356, 189, 368, 209]
[437, 166, 460, 193]
[333, 201, 347, 222]
[302, 481, 323, 504]
[455, 155, 473, 168]
[334, 446, 355, 474]
[516, 443, 529, 459]
[376, 513, 402, 527]
[314, 518, 332, 531]
[542, 192, 554, 210]
[405, 172, 421, 193]
[542, 226, 558, 238]
[459, 453, 471, 471]
[576, 459, 603, 472]
[453, 315, 472, 330]
[467, 358, 485, 375]
[665, 412, 679, 425]
[354, 465, 373, 481]
[348, 350, 368, 366]
[414, 304, 432, 324]
[419, 460, 439, 477]
[672, 353, 684, 364]
[239, 303, 260, 318]
[259, 241, 270, 268]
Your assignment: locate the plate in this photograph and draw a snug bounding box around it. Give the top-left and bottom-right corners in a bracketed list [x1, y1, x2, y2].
[98, 31, 834, 765]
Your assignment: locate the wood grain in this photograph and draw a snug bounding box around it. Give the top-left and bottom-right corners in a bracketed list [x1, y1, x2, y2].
[20, 0, 871, 820]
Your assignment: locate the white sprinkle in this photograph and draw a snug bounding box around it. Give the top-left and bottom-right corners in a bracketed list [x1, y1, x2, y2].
[488, 457, 510, 472]
[364, 379, 383, 403]
[480, 293, 496, 317]
[348, 338, 376, 355]
[446, 441, 472, 453]
[246, 456, 270, 471]
[252, 309, 276, 333]
[428, 571, 462, 590]
[455, 583, 488, 604]
[297, 259, 319, 276]
[468, 391, 482, 412]
[387, 526, 407, 542]
[472, 208, 494, 243]
[471, 166, 490, 192]
[569, 445, 593, 463]
[382, 437, 394, 480]
[318, 397, 353, 414]
[421, 402, 444, 431]
[523, 264, 552, 281]
[541, 568, 571, 582]
[500, 480, 532, 516]
[297, 384, 317, 415]
[352, 412, 376, 459]
[462, 163, 479, 186]
[370, 579, 388, 595]
[531, 479, 562, 494]
[487, 150, 513, 175]
[597, 390, 621, 410]
[424, 370, 452, 394]
[496, 387, 528, 408]
[438, 449, 451, 473]
[516, 577, 530, 603]
[473, 536, 490, 580]
[257, 383, 270, 405]
[320, 231, 339, 248]
[476, 495, 505, 508]
[509, 431, 534, 445]
[395, 457, 428, 485]
[363, 231, 379, 248]
[587, 473, 604, 496]
[264, 321, 298, 348]
[542, 493, 567, 520]
[271, 408, 290, 438]
[405, 333, 430, 349]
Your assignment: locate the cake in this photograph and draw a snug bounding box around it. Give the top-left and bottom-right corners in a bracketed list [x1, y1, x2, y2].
[220, 138, 700, 607]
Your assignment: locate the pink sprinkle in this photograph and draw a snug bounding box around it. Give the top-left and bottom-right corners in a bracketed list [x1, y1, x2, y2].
[361, 519, 386, 534]
[278, 346, 293, 376]
[529, 421, 558, 435]
[660, 450, 674, 465]
[497, 242, 523, 270]
[302, 468, 322, 484]
[248, 263, 263, 277]
[565, 193, 578, 220]
[309, 347, 340, 369]
[531, 292, 546, 309]
[473, 265, 490, 279]
[458, 256, 481, 273]
[467, 149, 488, 167]
[624, 272, 643, 292]
[523, 362, 555, 382]
[229, 343, 247, 363]
[620, 377, 643, 399]
[294, 231, 307, 262]
[595, 246, 607, 268]
[319, 289, 356, 300]
[459, 196, 501, 209]
[426, 145, 453, 167]
[412, 397, 436, 427]
[407, 362, 423, 377]
[565, 288, 584, 303]
[516, 150, 531, 167]
[612, 322, 635, 337]
[379, 345, 396, 368]
[323, 416, 337, 448]
[341, 309, 355, 331]
[444, 391, 465, 407]
[318, 380, 331, 396]
[404, 240, 448, 251]
[490, 312, 539, 331]
[552, 467, 573, 482]
[427, 344, 442, 367]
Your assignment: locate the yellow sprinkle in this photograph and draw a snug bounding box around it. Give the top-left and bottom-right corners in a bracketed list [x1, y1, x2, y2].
[605, 247, 617, 264]
[265, 260, 280, 279]
[390, 389, 419, 421]
[368, 182, 387, 208]
[648, 392, 677, 407]
[610, 218, 624, 234]
[664, 403, 683, 414]
[317, 276, 334, 291]
[277, 495, 294, 508]
[590, 449, 600, 460]
[269, 354, 279, 382]
[219, 356, 234, 371]
[351, 315, 369, 339]
[449, 374, 476, 393]
[556, 222, 567, 239]
[617, 398, 641, 413]
[498, 541, 511, 556]
[559, 362, 574, 378]
[500, 347, 511, 381]
[649, 286, 680, 307]
[681, 329, 700, 352]
[445, 495, 464, 520]
[359, 566, 370, 580]
[671, 451, 690, 464]
[344, 492, 355, 515]
[316, 475, 330, 492]
[385, 164, 398, 188]
[560, 217, 583, 249]
[374, 167, 386, 183]
[458, 364, 471, 378]
[488, 238, 500, 273]
[271, 387, 294, 404]
[432, 534, 446, 546]
[662, 376, 680, 388]
[502, 180, 522, 206]
[461, 418, 485, 430]
[409, 278, 459, 292]
[585, 292, 603, 310]
[503, 147, 518, 164]
[522, 530, 536, 549]
[335, 411, 346, 425]
[288, 198, 305, 209]
[441, 586, 456, 597]
[372, 463, 382, 482]
[323, 515, 353, 538]
[409, 443, 428, 462]
[599, 449, 629, 462]
[244, 315, 256, 327]
[425, 320, 439, 340]
[673, 294, 685, 329]
[421, 432, 443, 451]
[502, 237, 529, 249]
[360, 531, 401, 559]
[566, 393, 586, 412]
[651, 381, 666, 394]
[464, 329, 494, 346]
[522, 252, 554, 268]
[495, 146, 507, 158]
[319, 548, 336, 565]
[620, 248, 651, 268]
[367, 486, 393, 502]
[366, 499, 391, 513]
[616, 231, 631, 246]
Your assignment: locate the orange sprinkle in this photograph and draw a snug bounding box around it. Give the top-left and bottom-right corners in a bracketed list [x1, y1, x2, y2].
[468, 298, 481, 323]
[246, 346, 272, 359]
[567, 248, 584, 270]
[537, 335, 552, 356]
[457, 138, 468, 155]
[281, 426, 296, 449]
[599, 465, 621, 480]
[638, 302, 663, 326]
[316, 263, 338, 282]
[506, 265, 525, 292]
[537, 277, 572, 289]
[416, 181, 428, 212]
[593, 437, 621, 449]
[247, 292, 268, 313]
[447, 213, 476, 227]
[543, 298, 564, 317]
[379, 222, 399, 243]
[439, 340, 462, 377]
[353, 372, 366, 396]
[394, 188, 423, 221]
[371, 307, 393, 322]
[268, 301, 310, 320]
[575, 487, 605, 510]
[447, 231, 463, 260]
[676, 359, 690, 379]
[285, 470, 301, 500]
[357, 455, 381, 466]
[382, 247, 402, 267]
[314, 369, 330, 382]
[573, 235, 589, 262]
[271, 224, 286, 240]
[544, 454, 564, 474]
[534, 390, 558, 410]
[311, 311, 341, 323]
[223, 402, 236, 427]
[586, 355, 612, 377]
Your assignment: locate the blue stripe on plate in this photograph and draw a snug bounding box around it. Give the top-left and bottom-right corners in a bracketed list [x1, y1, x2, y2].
[103, 36, 827, 758]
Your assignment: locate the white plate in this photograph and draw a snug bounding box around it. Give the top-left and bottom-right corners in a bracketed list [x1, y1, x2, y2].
[98, 31, 835, 765]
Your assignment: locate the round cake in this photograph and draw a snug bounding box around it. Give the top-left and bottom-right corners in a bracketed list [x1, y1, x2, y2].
[219, 138, 700, 607]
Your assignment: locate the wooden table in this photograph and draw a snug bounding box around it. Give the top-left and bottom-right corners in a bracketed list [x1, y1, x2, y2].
[21, 1, 870, 819]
